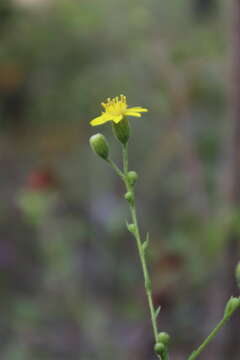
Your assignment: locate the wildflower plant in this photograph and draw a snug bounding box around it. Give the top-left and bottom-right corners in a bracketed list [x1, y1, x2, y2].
[89, 95, 240, 359]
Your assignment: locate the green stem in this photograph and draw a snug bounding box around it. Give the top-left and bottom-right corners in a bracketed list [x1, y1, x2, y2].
[107, 158, 125, 181]
[123, 143, 129, 175]
[122, 145, 160, 351]
[187, 312, 237, 360]
[130, 192, 159, 342]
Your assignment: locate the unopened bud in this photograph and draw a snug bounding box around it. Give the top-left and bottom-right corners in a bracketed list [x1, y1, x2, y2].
[154, 342, 165, 356]
[112, 117, 130, 145]
[90, 133, 109, 160]
[158, 332, 170, 346]
[236, 262, 240, 289]
[224, 297, 240, 317]
[127, 223, 136, 233]
[127, 171, 138, 185]
[124, 191, 134, 204]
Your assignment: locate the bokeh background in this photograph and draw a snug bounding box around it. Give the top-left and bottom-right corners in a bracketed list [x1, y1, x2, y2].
[0, 0, 239, 359]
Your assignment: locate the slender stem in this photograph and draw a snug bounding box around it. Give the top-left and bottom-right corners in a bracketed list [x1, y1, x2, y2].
[122, 145, 160, 346]
[129, 195, 159, 342]
[187, 311, 238, 360]
[123, 143, 129, 174]
[107, 158, 125, 181]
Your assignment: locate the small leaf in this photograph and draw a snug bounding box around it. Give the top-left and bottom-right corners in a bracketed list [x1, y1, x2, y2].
[155, 306, 161, 319]
[142, 232, 149, 252]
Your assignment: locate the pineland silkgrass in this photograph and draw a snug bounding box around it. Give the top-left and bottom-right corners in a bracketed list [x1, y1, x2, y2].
[89, 95, 240, 360]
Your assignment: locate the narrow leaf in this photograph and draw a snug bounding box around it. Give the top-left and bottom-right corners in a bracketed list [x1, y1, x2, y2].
[155, 306, 161, 319]
[142, 232, 150, 252]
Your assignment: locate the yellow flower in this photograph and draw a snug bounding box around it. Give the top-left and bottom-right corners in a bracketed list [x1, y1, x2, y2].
[90, 95, 148, 126]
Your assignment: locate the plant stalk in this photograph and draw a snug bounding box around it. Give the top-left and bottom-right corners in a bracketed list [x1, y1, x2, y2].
[122, 144, 161, 358]
[188, 308, 239, 360]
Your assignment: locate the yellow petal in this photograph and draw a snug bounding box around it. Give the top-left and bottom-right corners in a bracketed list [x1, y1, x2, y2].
[125, 111, 142, 118]
[127, 107, 148, 113]
[90, 114, 112, 126]
[112, 115, 123, 123]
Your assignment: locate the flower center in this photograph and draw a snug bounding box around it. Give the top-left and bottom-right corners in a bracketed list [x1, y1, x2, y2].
[102, 95, 127, 116]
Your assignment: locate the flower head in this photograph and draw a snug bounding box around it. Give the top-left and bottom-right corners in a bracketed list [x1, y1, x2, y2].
[90, 95, 148, 126]
[89, 133, 109, 160]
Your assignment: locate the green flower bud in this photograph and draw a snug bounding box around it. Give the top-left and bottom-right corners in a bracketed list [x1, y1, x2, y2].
[236, 262, 240, 289]
[224, 297, 240, 317]
[154, 342, 165, 356]
[157, 332, 170, 346]
[127, 171, 138, 185]
[89, 133, 109, 160]
[124, 191, 134, 204]
[112, 117, 130, 145]
[127, 223, 136, 233]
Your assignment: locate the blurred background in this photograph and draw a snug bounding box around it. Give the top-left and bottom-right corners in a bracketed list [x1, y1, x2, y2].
[0, 0, 239, 359]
